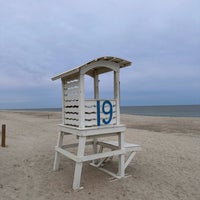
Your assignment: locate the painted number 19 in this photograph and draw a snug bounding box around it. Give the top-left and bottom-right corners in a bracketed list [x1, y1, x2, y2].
[97, 100, 113, 126]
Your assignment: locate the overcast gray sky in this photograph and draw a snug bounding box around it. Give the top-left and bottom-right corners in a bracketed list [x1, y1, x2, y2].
[0, 0, 199, 109]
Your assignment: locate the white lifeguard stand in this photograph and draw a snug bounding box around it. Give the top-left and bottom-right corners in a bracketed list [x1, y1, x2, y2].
[52, 56, 140, 190]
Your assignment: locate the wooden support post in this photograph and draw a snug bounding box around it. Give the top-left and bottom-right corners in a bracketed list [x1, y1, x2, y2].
[53, 131, 64, 171]
[1, 124, 6, 147]
[92, 70, 99, 163]
[79, 73, 85, 128]
[114, 70, 120, 125]
[118, 132, 125, 177]
[73, 136, 86, 190]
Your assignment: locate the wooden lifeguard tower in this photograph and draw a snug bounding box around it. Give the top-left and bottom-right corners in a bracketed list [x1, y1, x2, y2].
[52, 56, 141, 190]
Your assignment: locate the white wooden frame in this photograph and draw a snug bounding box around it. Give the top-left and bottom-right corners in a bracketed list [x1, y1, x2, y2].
[53, 124, 126, 190]
[91, 141, 141, 178]
[51, 56, 135, 190]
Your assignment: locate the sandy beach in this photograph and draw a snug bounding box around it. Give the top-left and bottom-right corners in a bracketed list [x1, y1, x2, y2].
[0, 111, 200, 200]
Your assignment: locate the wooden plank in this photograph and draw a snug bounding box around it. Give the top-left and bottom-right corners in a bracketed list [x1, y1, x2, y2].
[81, 126, 125, 136]
[1, 124, 6, 147]
[114, 70, 120, 125]
[58, 124, 126, 137]
[84, 118, 117, 127]
[62, 79, 65, 124]
[85, 99, 116, 105]
[55, 146, 77, 162]
[100, 112, 117, 119]
[64, 119, 79, 127]
[118, 132, 125, 177]
[65, 112, 79, 117]
[64, 101, 79, 107]
[58, 125, 82, 136]
[86, 111, 116, 117]
[90, 163, 121, 179]
[64, 80, 79, 89]
[65, 113, 79, 119]
[124, 152, 136, 169]
[65, 112, 79, 118]
[64, 87, 79, 96]
[53, 131, 64, 170]
[63, 77, 79, 84]
[84, 121, 97, 127]
[64, 117, 79, 122]
[73, 136, 86, 190]
[64, 95, 79, 101]
[79, 74, 85, 128]
[85, 106, 96, 111]
[62, 141, 93, 149]
[84, 106, 117, 113]
[94, 71, 99, 99]
[52, 68, 79, 81]
[84, 113, 97, 119]
[98, 141, 141, 151]
[84, 100, 96, 127]
[84, 107, 96, 113]
[65, 108, 79, 113]
[85, 100, 96, 107]
[80, 149, 125, 162]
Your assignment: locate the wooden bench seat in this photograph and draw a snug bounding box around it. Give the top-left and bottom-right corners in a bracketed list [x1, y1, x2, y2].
[98, 141, 141, 151]
[90, 141, 141, 179]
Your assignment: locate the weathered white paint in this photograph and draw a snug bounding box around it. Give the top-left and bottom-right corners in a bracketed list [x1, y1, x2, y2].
[51, 56, 135, 190]
[51, 56, 131, 81]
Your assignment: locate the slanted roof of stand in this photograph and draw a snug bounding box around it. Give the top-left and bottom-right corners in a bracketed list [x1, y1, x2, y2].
[51, 56, 131, 81]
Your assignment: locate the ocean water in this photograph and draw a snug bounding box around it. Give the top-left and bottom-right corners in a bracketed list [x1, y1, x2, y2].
[8, 104, 200, 117]
[120, 105, 200, 117]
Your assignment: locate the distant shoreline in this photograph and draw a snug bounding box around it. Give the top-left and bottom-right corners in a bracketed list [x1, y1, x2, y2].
[1, 104, 200, 117]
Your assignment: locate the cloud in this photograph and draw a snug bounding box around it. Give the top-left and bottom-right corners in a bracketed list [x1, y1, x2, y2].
[0, 0, 200, 108]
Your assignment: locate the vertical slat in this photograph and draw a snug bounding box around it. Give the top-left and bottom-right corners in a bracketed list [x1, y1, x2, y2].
[94, 70, 99, 99]
[79, 73, 85, 128]
[114, 69, 120, 125]
[61, 79, 65, 124]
